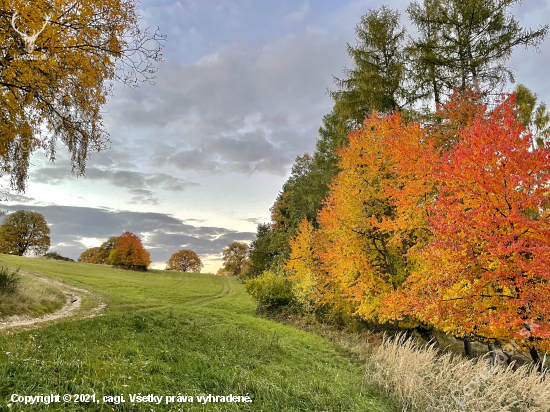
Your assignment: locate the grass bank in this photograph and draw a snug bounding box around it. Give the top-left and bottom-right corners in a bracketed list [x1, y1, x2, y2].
[0, 266, 65, 320]
[0, 255, 397, 411]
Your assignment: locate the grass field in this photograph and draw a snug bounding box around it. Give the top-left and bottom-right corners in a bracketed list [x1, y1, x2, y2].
[0, 255, 397, 411]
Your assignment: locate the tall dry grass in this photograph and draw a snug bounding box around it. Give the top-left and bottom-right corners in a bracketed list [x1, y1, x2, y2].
[366, 335, 550, 412]
[0, 272, 65, 319]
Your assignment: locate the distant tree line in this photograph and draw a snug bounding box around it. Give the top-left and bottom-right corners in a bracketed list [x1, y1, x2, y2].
[0, 211, 207, 274]
[80, 235, 205, 273]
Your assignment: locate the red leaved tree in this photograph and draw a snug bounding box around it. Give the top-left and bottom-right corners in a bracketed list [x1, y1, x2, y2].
[109, 232, 151, 271]
[392, 95, 550, 363]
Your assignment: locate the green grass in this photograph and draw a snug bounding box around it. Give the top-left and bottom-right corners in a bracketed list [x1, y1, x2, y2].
[0, 256, 396, 411]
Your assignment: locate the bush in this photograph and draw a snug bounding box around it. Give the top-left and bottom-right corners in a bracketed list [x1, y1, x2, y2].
[367, 334, 550, 412]
[245, 270, 295, 315]
[43, 251, 75, 262]
[0, 265, 20, 295]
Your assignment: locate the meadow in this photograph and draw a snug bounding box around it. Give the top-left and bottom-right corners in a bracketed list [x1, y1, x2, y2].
[0, 255, 397, 411]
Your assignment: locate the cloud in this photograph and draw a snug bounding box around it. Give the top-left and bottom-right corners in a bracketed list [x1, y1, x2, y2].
[286, 3, 311, 22]
[243, 217, 264, 225]
[0, 204, 255, 264]
[87, 149, 137, 169]
[105, 29, 349, 175]
[128, 189, 159, 205]
[4, 193, 36, 203]
[33, 165, 197, 192]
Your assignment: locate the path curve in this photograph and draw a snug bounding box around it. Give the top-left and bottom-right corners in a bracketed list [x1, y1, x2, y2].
[0, 272, 106, 331]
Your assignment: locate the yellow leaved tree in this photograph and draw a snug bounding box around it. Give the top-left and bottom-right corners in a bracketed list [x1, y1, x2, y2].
[0, 0, 164, 191]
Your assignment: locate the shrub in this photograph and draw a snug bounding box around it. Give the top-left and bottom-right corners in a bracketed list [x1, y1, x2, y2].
[366, 334, 550, 412]
[0, 265, 20, 295]
[43, 251, 75, 262]
[245, 270, 295, 315]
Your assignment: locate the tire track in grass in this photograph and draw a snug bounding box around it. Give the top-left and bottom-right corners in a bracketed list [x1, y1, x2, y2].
[0, 271, 234, 330]
[127, 275, 236, 314]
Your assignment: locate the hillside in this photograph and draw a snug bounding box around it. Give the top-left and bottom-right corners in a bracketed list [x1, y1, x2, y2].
[0, 256, 396, 411]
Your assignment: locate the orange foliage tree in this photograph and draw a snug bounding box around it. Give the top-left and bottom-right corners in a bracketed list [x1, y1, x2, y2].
[109, 231, 151, 271]
[166, 249, 203, 273]
[389, 96, 550, 363]
[79, 247, 102, 264]
[312, 112, 438, 322]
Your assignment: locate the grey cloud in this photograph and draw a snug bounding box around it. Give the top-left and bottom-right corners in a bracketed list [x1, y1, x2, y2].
[31, 161, 198, 203]
[151, 145, 223, 173]
[105, 30, 349, 175]
[128, 189, 160, 205]
[160, 129, 291, 174]
[83, 169, 198, 192]
[5, 193, 36, 203]
[243, 217, 264, 225]
[89, 149, 137, 169]
[1, 204, 255, 263]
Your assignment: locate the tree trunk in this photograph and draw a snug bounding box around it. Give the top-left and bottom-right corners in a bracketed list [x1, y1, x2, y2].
[529, 346, 543, 373]
[416, 325, 440, 348]
[487, 341, 496, 367]
[463, 335, 474, 358]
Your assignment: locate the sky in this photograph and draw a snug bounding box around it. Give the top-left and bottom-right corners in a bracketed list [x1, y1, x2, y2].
[3, 0, 550, 273]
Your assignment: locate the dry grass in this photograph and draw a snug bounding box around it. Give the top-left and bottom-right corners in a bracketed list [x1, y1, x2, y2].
[366, 335, 550, 412]
[0, 273, 65, 319]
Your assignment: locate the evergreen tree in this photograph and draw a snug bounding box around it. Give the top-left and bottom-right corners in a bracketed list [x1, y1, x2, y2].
[408, 0, 548, 104]
[514, 84, 550, 148]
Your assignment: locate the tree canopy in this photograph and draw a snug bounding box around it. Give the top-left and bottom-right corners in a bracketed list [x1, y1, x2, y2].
[408, 0, 547, 103]
[249, 0, 548, 291]
[247, 0, 550, 366]
[109, 232, 151, 271]
[220, 242, 250, 279]
[166, 249, 203, 273]
[0, 0, 164, 191]
[0, 210, 50, 256]
[78, 236, 117, 264]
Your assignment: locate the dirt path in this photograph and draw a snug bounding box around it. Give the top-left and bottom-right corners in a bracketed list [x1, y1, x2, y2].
[0, 272, 106, 331]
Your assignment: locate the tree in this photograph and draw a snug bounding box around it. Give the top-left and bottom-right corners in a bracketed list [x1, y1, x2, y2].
[252, 6, 424, 279]
[392, 95, 550, 364]
[0, 1, 164, 191]
[514, 84, 550, 149]
[96, 236, 117, 264]
[0, 210, 50, 256]
[248, 223, 276, 279]
[109, 231, 151, 271]
[166, 249, 203, 273]
[220, 242, 249, 279]
[313, 111, 438, 321]
[79, 247, 102, 264]
[330, 6, 414, 130]
[78, 236, 116, 264]
[43, 251, 74, 261]
[408, 0, 548, 104]
[286, 218, 321, 312]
